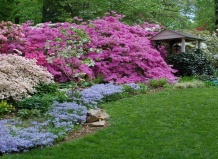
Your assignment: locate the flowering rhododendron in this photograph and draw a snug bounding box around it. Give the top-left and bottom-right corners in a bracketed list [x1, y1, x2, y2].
[84, 13, 177, 83]
[0, 21, 25, 54]
[20, 22, 94, 82]
[0, 54, 53, 101]
[0, 13, 177, 84]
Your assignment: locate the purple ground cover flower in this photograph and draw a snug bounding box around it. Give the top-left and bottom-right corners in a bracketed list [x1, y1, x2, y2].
[0, 101, 87, 154]
[124, 83, 141, 90]
[0, 83, 140, 154]
[48, 101, 87, 125]
[0, 120, 56, 153]
[78, 83, 123, 108]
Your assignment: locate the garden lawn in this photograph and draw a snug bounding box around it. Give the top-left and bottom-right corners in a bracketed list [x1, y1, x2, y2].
[2, 87, 218, 159]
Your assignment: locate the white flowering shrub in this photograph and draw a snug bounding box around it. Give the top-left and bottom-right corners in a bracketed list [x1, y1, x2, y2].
[0, 54, 54, 101]
[182, 30, 218, 68]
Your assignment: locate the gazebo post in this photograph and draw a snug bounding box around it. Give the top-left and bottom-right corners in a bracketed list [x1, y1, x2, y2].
[169, 42, 173, 53]
[181, 38, 185, 52]
[198, 40, 201, 50]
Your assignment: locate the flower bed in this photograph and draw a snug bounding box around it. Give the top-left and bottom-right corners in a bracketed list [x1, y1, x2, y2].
[0, 82, 145, 154]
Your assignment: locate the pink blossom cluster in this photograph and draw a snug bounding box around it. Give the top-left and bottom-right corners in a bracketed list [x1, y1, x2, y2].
[0, 21, 25, 53]
[21, 22, 92, 82]
[84, 13, 177, 83]
[0, 13, 177, 84]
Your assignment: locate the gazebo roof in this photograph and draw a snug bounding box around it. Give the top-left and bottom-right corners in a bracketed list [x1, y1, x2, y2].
[151, 29, 204, 42]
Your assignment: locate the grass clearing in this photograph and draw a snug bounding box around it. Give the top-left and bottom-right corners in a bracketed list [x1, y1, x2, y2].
[2, 87, 218, 159]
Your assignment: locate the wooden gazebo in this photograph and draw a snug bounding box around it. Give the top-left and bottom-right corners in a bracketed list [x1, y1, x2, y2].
[151, 29, 204, 53]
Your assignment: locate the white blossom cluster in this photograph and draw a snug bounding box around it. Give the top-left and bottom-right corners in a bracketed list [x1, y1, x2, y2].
[0, 54, 54, 101]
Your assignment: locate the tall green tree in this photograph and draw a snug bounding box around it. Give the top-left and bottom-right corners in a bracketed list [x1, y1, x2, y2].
[0, 0, 42, 24]
[215, 0, 218, 29]
[41, 0, 91, 22]
[14, 0, 42, 24]
[1, 0, 211, 31]
[41, 0, 60, 22]
[0, 0, 15, 22]
[37, 0, 197, 29]
[194, 0, 215, 31]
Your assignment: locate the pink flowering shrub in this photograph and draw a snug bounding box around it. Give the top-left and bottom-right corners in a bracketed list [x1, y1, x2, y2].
[21, 22, 68, 82]
[0, 13, 177, 84]
[0, 21, 25, 54]
[84, 13, 177, 83]
[0, 54, 53, 101]
[20, 22, 93, 82]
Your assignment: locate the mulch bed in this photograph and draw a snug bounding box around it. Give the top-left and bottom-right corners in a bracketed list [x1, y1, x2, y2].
[64, 121, 110, 142]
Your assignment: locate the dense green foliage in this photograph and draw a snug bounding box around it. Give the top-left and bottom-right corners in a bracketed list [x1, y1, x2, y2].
[182, 29, 218, 69]
[148, 78, 167, 88]
[16, 83, 72, 111]
[0, 100, 14, 115]
[1, 0, 216, 30]
[0, 0, 42, 24]
[3, 87, 218, 158]
[167, 50, 215, 76]
[16, 92, 71, 111]
[16, 109, 41, 119]
[194, 0, 215, 31]
[35, 83, 59, 95]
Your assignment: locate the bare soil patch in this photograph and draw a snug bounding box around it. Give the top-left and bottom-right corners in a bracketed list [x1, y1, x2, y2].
[64, 121, 110, 142]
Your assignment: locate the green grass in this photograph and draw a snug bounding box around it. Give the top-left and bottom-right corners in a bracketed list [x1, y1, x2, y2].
[2, 87, 218, 159]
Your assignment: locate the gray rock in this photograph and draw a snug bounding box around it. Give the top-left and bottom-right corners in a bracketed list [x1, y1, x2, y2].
[85, 120, 106, 127]
[86, 109, 109, 123]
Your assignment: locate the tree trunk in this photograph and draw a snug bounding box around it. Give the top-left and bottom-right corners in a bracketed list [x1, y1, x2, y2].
[14, 16, 20, 24]
[215, 0, 218, 29]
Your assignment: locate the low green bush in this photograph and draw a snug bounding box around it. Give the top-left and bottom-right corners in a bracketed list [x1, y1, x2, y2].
[16, 91, 72, 112]
[16, 83, 73, 112]
[122, 85, 138, 95]
[35, 83, 59, 95]
[16, 109, 41, 119]
[179, 76, 197, 82]
[149, 78, 167, 88]
[101, 83, 148, 103]
[93, 75, 105, 84]
[167, 50, 214, 76]
[138, 83, 148, 93]
[174, 80, 205, 89]
[0, 101, 14, 115]
[101, 93, 124, 103]
[204, 81, 216, 87]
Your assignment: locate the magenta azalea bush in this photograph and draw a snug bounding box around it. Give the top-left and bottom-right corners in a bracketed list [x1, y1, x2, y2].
[84, 13, 176, 83]
[21, 22, 94, 82]
[0, 13, 177, 84]
[0, 21, 25, 54]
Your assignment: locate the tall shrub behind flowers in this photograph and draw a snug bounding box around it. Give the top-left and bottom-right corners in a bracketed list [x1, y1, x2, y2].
[83, 12, 177, 83]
